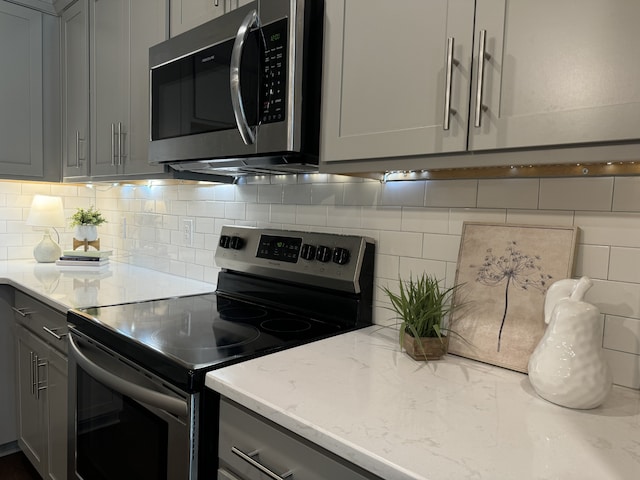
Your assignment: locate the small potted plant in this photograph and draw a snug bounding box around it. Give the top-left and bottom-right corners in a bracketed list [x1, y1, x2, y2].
[70, 206, 107, 241]
[383, 273, 463, 360]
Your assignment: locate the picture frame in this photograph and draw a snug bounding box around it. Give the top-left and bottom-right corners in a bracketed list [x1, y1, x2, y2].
[448, 222, 579, 373]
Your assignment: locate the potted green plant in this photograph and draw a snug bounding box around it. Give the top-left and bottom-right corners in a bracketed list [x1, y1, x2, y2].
[383, 273, 463, 360]
[70, 206, 107, 241]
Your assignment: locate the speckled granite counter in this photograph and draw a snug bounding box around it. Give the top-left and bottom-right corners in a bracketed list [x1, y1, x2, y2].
[206, 326, 640, 480]
[0, 259, 215, 311]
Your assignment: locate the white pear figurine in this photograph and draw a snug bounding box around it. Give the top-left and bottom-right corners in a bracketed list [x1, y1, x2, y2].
[528, 276, 612, 409]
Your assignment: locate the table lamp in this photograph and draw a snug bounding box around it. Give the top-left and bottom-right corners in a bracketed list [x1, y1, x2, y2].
[26, 195, 66, 263]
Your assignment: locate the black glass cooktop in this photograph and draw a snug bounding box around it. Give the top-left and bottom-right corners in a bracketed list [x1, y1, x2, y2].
[68, 292, 343, 392]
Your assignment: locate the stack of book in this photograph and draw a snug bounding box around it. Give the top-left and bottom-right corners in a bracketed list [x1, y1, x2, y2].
[55, 250, 112, 271]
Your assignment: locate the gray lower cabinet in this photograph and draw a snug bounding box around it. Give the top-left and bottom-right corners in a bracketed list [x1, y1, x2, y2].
[0, 1, 60, 181]
[218, 398, 382, 480]
[14, 291, 67, 480]
[321, 0, 640, 172]
[62, 0, 170, 182]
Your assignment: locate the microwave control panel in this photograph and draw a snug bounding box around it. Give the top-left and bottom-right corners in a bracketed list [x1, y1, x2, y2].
[261, 19, 288, 124]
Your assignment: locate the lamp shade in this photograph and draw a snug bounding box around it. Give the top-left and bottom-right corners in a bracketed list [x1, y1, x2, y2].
[26, 195, 66, 228]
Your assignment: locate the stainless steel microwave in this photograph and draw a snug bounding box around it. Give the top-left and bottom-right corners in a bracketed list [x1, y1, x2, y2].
[148, 0, 324, 180]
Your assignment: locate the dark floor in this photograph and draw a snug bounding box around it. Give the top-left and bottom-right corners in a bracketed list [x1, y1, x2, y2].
[0, 451, 41, 480]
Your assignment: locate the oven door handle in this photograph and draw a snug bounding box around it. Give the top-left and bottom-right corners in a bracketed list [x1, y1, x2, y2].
[69, 334, 188, 417]
[230, 9, 258, 145]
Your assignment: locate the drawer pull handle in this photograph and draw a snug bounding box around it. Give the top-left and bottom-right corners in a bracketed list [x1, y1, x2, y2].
[231, 446, 293, 480]
[43, 326, 67, 340]
[12, 307, 34, 317]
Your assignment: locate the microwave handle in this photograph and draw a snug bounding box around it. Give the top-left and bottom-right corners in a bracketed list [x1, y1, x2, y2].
[230, 9, 258, 145]
[68, 333, 188, 417]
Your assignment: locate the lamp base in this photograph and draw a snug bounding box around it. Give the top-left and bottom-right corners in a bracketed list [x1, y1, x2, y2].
[33, 232, 62, 263]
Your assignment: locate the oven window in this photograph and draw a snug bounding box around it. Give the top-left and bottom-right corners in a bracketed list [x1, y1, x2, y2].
[76, 369, 168, 480]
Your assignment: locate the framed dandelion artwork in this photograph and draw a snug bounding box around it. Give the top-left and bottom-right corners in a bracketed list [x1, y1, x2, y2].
[448, 222, 578, 373]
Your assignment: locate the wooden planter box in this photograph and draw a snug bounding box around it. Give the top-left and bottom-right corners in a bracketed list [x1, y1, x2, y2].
[402, 334, 449, 360]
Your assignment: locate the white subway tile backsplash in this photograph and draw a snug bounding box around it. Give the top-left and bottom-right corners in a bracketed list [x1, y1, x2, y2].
[224, 202, 246, 220]
[422, 234, 461, 262]
[604, 315, 640, 355]
[361, 206, 402, 231]
[603, 349, 640, 389]
[312, 184, 345, 205]
[270, 204, 296, 224]
[295, 205, 327, 226]
[608, 247, 640, 283]
[506, 209, 574, 226]
[374, 254, 400, 280]
[257, 185, 283, 204]
[574, 244, 610, 279]
[477, 178, 539, 209]
[399, 256, 447, 280]
[425, 179, 478, 207]
[401, 207, 449, 234]
[588, 279, 640, 318]
[381, 181, 425, 206]
[378, 231, 422, 257]
[246, 203, 270, 222]
[612, 177, 640, 212]
[539, 177, 614, 211]
[327, 206, 362, 228]
[448, 209, 506, 234]
[575, 212, 640, 248]
[343, 182, 381, 206]
[283, 184, 312, 205]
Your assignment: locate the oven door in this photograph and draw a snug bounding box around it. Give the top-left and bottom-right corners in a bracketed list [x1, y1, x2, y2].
[68, 330, 197, 480]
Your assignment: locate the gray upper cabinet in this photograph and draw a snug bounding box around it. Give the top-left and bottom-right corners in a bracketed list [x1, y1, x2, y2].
[90, 0, 168, 179]
[0, 1, 60, 181]
[170, 0, 251, 37]
[321, 0, 474, 163]
[469, 0, 640, 151]
[62, 0, 169, 182]
[321, 0, 640, 171]
[61, 0, 89, 179]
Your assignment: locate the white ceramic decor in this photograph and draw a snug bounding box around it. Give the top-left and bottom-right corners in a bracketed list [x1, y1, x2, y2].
[528, 276, 612, 409]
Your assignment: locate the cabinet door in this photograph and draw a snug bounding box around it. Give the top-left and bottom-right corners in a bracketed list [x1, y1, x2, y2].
[0, 1, 43, 177]
[126, 0, 168, 177]
[16, 326, 47, 477]
[170, 0, 226, 37]
[470, 0, 640, 151]
[321, 0, 475, 163]
[45, 347, 67, 480]
[90, 0, 128, 177]
[62, 0, 90, 180]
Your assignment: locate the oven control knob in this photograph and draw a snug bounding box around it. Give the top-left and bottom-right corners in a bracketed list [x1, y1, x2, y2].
[332, 247, 350, 265]
[315, 245, 332, 263]
[300, 244, 316, 261]
[219, 235, 231, 248]
[229, 236, 244, 250]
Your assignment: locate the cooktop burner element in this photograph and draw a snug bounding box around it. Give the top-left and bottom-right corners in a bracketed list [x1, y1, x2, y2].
[68, 226, 375, 392]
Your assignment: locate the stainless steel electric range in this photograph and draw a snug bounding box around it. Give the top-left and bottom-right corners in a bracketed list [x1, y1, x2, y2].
[66, 226, 375, 480]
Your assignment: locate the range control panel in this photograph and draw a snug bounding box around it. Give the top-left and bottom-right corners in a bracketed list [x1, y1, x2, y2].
[216, 226, 374, 293]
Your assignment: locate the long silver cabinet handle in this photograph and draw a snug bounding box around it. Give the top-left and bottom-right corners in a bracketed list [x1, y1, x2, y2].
[231, 447, 293, 480]
[117, 122, 125, 165]
[35, 355, 47, 400]
[111, 123, 116, 165]
[443, 37, 458, 131]
[474, 29, 491, 128]
[12, 307, 33, 317]
[76, 130, 81, 167]
[230, 9, 259, 145]
[43, 326, 67, 340]
[30, 351, 36, 395]
[68, 334, 188, 417]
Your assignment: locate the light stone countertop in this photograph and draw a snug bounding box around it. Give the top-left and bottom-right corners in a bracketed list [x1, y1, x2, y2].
[206, 326, 640, 480]
[0, 259, 215, 312]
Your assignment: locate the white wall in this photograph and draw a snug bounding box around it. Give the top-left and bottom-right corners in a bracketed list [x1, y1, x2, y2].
[3, 174, 640, 389]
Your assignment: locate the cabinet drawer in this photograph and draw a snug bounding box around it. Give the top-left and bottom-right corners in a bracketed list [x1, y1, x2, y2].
[13, 291, 67, 354]
[219, 398, 380, 480]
